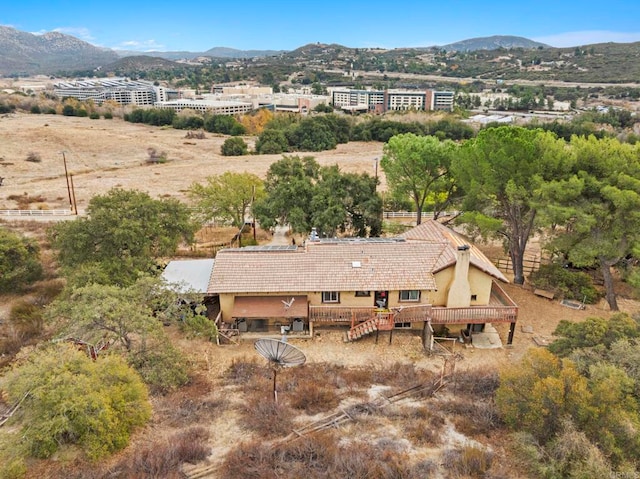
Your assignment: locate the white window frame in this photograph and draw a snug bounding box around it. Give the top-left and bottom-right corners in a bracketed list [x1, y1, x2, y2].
[322, 291, 340, 303]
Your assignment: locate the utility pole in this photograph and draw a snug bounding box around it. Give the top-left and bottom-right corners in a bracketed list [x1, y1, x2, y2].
[62, 152, 73, 212]
[70, 174, 78, 215]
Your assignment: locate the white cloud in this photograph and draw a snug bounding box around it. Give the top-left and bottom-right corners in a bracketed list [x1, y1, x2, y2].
[114, 39, 166, 52]
[533, 30, 640, 47]
[53, 26, 95, 42]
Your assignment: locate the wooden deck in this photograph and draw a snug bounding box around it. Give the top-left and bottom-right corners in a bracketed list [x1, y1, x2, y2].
[309, 282, 517, 326]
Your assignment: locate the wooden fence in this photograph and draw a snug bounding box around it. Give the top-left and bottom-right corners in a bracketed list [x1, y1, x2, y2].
[496, 254, 542, 275]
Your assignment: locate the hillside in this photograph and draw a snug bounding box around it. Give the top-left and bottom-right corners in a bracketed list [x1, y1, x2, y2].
[0, 26, 118, 76]
[442, 35, 549, 51]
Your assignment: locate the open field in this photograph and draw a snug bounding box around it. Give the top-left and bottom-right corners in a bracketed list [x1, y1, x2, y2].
[0, 113, 384, 211]
[2, 113, 639, 478]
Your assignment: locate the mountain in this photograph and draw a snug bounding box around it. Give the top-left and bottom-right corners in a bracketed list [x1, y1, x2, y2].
[0, 26, 119, 75]
[116, 46, 284, 60]
[441, 35, 549, 52]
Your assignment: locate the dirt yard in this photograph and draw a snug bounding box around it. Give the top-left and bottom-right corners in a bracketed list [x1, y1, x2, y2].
[0, 113, 384, 211]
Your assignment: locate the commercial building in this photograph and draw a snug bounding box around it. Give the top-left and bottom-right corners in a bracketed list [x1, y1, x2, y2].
[53, 78, 174, 106]
[330, 88, 455, 113]
[153, 98, 253, 115]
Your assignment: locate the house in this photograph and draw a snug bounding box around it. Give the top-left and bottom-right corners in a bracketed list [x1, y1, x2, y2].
[207, 221, 518, 345]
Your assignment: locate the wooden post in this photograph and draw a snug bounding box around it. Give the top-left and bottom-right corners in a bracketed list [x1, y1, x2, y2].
[507, 322, 516, 345]
[273, 368, 278, 403]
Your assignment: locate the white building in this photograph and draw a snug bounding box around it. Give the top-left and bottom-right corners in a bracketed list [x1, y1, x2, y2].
[154, 98, 253, 115]
[330, 88, 455, 113]
[53, 78, 171, 106]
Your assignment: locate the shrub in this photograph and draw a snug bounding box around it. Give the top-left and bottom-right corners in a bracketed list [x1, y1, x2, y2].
[25, 151, 42, 162]
[221, 137, 248, 156]
[0, 228, 43, 293]
[240, 393, 294, 437]
[30, 105, 41, 114]
[181, 313, 218, 341]
[529, 263, 600, 303]
[103, 111, 113, 119]
[127, 345, 190, 393]
[9, 300, 44, 339]
[116, 427, 209, 478]
[89, 112, 100, 119]
[442, 445, 494, 477]
[62, 104, 75, 116]
[0, 344, 151, 460]
[288, 380, 340, 413]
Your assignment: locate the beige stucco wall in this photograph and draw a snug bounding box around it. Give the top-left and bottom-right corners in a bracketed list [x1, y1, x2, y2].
[432, 265, 494, 306]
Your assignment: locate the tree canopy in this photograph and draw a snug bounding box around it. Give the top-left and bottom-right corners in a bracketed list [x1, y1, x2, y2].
[452, 126, 570, 284]
[254, 156, 382, 236]
[189, 172, 264, 228]
[49, 188, 196, 286]
[381, 133, 458, 225]
[542, 135, 640, 310]
[0, 227, 43, 293]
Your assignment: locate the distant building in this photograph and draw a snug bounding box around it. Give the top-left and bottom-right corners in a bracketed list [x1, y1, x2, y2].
[330, 88, 455, 113]
[154, 98, 253, 115]
[53, 78, 170, 106]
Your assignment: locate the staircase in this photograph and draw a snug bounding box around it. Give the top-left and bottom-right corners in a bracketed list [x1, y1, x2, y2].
[346, 311, 394, 342]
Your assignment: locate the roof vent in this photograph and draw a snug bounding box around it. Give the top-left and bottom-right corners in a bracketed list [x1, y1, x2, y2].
[352, 261, 362, 268]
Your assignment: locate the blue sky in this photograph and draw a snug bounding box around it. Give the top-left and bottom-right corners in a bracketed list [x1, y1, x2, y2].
[3, 0, 640, 52]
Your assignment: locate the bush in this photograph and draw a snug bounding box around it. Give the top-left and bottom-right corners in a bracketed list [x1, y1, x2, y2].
[181, 313, 218, 341]
[0, 344, 151, 460]
[89, 112, 100, 119]
[442, 446, 494, 477]
[9, 300, 44, 339]
[25, 151, 41, 162]
[30, 105, 41, 114]
[529, 263, 600, 303]
[103, 111, 113, 119]
[62, 104, 75, 116]
[0, 228, 43, 293]
[127, 345, 190, 393]
[221, 137, 248, 156]
[115, 427, 210, 478]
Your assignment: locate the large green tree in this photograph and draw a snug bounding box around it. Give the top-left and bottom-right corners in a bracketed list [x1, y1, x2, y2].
[49, 188, 195, 286]
[253, 155, 319, 233]
[189, 172, 264, 227]
[311, 165, 382, 237]
[254, 156, 382, 236]
[0, 227, 43, 293]
[543, 135, 640, 310]
[452, 126, 569, 284]
[381, 133, 458, 225]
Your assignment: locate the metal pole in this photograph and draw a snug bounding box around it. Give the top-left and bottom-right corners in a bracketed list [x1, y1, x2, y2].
[62, 152, 72, 212]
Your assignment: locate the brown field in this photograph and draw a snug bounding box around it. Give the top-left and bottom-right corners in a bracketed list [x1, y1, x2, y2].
[0, 112, 384, 211]
[1, 113, 638, 478]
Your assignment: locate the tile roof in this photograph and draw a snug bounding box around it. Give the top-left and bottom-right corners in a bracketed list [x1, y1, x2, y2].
[209, 241, 442, 294]
[208, 220, 507, 295]
[399, 220, 507, 282]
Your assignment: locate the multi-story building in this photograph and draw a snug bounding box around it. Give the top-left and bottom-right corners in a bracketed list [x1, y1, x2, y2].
[330, 88, 455, 113]
[153, 98, 253, 115]
[53, 78, 170, 106]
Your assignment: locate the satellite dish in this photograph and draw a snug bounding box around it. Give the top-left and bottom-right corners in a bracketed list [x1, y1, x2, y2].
[255, 338, 306, 402]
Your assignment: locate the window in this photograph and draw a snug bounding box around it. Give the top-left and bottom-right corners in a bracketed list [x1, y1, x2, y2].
[399, 290, 420, 302]
[471, 294, 477, 301]
[322, 291, 340, 303]
[355, 291, 371, 297]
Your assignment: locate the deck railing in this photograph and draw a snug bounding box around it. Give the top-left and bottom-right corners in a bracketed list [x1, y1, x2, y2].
[309, 304, 432, 323]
